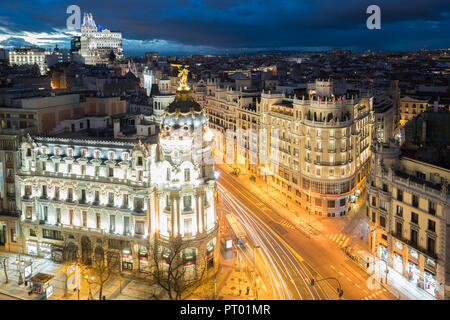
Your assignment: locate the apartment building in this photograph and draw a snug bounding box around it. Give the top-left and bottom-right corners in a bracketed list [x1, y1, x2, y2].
[366, 111, 450, 299]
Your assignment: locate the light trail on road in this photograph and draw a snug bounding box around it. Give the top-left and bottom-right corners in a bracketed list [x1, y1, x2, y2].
[218, 182, 326, 300]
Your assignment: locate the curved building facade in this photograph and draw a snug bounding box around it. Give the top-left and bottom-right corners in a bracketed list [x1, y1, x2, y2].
[16, 72, 219, 277]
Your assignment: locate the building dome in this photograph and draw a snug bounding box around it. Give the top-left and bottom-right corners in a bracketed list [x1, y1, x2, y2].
[160, 68, 208, 139]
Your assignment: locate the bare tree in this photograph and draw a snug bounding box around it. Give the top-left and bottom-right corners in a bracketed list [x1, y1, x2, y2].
[149, 236, 208, 300]
[82, 249, 119, 300]
[0, 257, 9, 284]
[61, 242, 80, 298]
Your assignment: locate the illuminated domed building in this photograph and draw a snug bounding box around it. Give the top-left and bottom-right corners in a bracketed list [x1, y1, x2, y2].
[16, 67, 219, 277]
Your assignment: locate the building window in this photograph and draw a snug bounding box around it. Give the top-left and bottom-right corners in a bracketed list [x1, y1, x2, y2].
[382, 184, 388, 192]
[340, 198, 346, 207]
[427, 237, 435, 255]
[94, 191, 100, 203]
[25, 185, 32, 196]
[11, 229, 16, 243]
[108, 167, 114, 177]
[108, 192, 114, 206]
[396, 222, 402, 237]
[397, 189, 403, 202]
[428, 201, 436, 216]
[184, 169, 190, 182]
[43, 229, 63, 240]
[379, 200, 387, 211]
[69, 210, 74, 225]
[184, 219, 192, 237]
[110, 215, 116, 232]
[54, 186, 60, 200]
[56, 208, 61, 224]
[371, 196, 376, 206]
[183, 196, 192, 211]
[136, 221, 144, 235]
[412, 195, 419, 208]
[137, 156, 143, 166]
[372, 211, 376, 223]
[123, 194, 129, 207]
[428, 219, 436, 232]
[135, 198, 143, 212]
[327, 200, 335, 208]
[396, 205, 403, 217]
[68, 188, 73, 201]
[379, 216, 386, 228]
[68, 164, 72, 173]
[411, 212, 419, 224]
[124, 216, 130, 234]
[96, 213, 101, 229]
[410, 229, 418, 245]
[30, 229, 36, 237]
[82, 211, 87, 227]
[26, 206, 32, 219]
[166, 168, 171, 180]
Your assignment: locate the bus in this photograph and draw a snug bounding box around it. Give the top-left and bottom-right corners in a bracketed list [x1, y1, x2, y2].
[225, 213, 248, 248]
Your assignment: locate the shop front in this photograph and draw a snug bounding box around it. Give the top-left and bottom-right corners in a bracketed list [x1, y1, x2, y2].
[424, 270, 437, 297]
[407, 261, 420, 285]
[51, 245, 64, 263]
[122, 249, 133, 271]
[379, 245, 388, 261]
[138, 246, 149, 273]
[40, 243, 52, 259]
[393, 253, 403, 274]
[26, 241, 38, 256]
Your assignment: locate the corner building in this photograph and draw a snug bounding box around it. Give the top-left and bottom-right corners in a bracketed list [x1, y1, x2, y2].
[260, 80, 374, 217]
[16, 80, 218, 276]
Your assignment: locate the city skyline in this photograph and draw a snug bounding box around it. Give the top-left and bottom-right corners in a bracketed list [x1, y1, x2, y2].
[1, 1, 450, 56]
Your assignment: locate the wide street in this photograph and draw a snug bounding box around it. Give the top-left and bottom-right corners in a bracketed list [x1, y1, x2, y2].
[216, 165, 397, 300]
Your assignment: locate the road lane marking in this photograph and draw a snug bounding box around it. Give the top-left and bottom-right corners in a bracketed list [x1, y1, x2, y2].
[338, 271, 344, 276]
[336, 234, 343, 243]
[346, 277, 352, 282]
[330, 265, 335, 270]
[355, 283, 360, 288]
[341, 237, 350, 247]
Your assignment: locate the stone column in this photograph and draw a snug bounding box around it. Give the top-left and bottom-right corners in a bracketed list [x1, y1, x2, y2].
[171, 197, 175, 237]
[201, 192, 206, 233]
[176, 197, 180, 236]
[196, 194, 201, 235]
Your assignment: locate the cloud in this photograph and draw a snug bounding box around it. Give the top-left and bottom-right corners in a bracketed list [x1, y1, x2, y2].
[0, 0, 450, 54]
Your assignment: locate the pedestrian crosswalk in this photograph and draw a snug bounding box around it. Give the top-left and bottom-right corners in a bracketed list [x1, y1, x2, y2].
[277, 219, 296, 230]
[325, 233, 350, 248]
[361, 288, 387, 300]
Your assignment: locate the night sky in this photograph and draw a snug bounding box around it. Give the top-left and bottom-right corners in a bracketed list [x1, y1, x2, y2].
[0, 0, 449, 55]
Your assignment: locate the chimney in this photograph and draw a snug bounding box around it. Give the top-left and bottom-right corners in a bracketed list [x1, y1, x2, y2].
[113, 119, 120, 139]
[433, 100, 438, 112]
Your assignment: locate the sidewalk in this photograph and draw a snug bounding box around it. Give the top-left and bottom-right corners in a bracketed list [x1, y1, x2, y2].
[218, 164, 437, 300]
